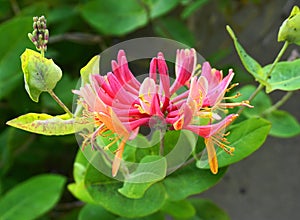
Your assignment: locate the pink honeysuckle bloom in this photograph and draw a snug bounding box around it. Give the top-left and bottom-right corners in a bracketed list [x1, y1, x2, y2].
[201, 62, 252, 109]
[170, 49, 197, 95]
[185, 114, 238, 174]
[74, 49, 251, 176]
[169, 63, 250, 174]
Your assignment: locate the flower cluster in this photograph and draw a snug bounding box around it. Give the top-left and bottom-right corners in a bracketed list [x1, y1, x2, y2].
[28, 16, 49, 52]
[74, 49, 251, 176]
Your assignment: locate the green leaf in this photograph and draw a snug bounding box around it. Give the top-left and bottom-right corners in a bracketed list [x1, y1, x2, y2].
[264, 59, 300, 93]
[68, 150, 97, 204]
[84, 151, 166, 218]
[163, 165, 227, 201]
[6, 113, 76, 135]
[264, 110, 300, 138]
[0, 128, 33, 177]
[181, 0, 209, 19]
[226, 25, 266, 84]
[278, 6, 300, 45]
[144, 0, 181, 18]
[235, 85, 272, 117]
[118, 155, 167, 199]
[68, 182, 96, 204]
[117, 212, 165, 220]
[154, 17, 195, 47]
[189, 198, 230, 220]
[0, 174, 66, 220]
[47, 6, 77, 34]
[20, 49, 62, 102]
[79, 204, 117, 220]
[198, 117, 271, 169]
[18, 2, 49, 17]
[79, 0, 148, 36]
[0, 17, 33, 100]
[87, 181, 166, 218]
[70, 150, 167, 218]
[161, 199, 196, 219]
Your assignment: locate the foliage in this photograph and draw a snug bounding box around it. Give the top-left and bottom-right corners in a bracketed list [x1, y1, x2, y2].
[0, 1, 299, 220]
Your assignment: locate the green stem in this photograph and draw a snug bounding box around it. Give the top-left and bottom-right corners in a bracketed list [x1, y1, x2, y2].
[48, 90, 72, 116]
[265, 41, 289, 79]
[237, 41, 289, 115]
[180, 151, 203, 169]
[262, 91, 293, 115]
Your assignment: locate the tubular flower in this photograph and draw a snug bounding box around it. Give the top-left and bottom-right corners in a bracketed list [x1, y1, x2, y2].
[74, 49, 251, 176]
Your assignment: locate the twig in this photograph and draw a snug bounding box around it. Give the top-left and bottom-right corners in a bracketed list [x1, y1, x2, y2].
[180, 151, 203, 169]
[9, 0, 20, 15]
[48, 90, 72, 116]
[54, 201, 84, 211]
[49, 33, 102, 44]
[262, 91, 293, 115]
[237, 41, 289, 115]
[14, 134, 36, 156]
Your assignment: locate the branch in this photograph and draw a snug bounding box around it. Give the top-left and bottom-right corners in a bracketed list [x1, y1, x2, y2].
[49, 33, 102, 44]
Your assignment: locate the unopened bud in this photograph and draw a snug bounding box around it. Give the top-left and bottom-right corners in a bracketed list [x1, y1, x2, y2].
[28, 15, 49, 53]
[44, 29, 49, 41]
[278, 5, 300, 45]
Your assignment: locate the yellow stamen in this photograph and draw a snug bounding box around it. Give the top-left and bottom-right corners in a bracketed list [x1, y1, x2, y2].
[193, 64, 202, 77]
[223, 92, 241, 100]
[104, 136, 120, 150]
[226, 83, 239, 92]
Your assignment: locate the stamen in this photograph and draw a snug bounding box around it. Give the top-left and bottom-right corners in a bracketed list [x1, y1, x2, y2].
[212, 136, 235, 155]
[104, 136, 120, 150]
[223, 92, 241, 99]
[226, 83, 239, 92]
[193, 64, 202, 77]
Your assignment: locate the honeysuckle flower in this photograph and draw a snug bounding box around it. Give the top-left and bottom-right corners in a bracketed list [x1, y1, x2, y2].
[74, 49, 251, 176]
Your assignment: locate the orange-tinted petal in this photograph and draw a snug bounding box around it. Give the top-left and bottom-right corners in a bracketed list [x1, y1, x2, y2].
[205, 138, 218, 174]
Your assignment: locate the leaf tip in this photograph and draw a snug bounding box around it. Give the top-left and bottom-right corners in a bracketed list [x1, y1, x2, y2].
[226, 25, 235, 40]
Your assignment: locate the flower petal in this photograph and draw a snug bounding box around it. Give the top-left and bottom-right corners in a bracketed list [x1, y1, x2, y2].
[205, 138, 218, 174]
[186, 114, 238, 138]
[203, 70, 234, 106]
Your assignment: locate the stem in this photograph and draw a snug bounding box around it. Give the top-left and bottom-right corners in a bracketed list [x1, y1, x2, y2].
[265, 41, 289, 79]
[237, 84, 263, 115]
[41, 49, 45, 58]
[49, 33, 102, 44]
[237, 41, 289, 115]
[180, 151, 203, 169]
[262, 91, 293, 115]
[10, 0, 20, 15]
[54, 201, 84, 211]
[48, 90, 72, 116]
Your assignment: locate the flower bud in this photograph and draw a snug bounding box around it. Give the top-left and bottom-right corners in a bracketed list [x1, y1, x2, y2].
[278, 6, 300, 45]
[28, 15, 49, 53]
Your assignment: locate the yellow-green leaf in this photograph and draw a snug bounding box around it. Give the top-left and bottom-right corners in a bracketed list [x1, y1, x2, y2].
[278, 5, 300, 45]
[6, 113, 75, 135]
[80, 55, 100, 84]
[21, 48, 62, 102]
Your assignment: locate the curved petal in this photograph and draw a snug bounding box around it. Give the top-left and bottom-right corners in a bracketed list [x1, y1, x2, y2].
[185, 114, 238, 138]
